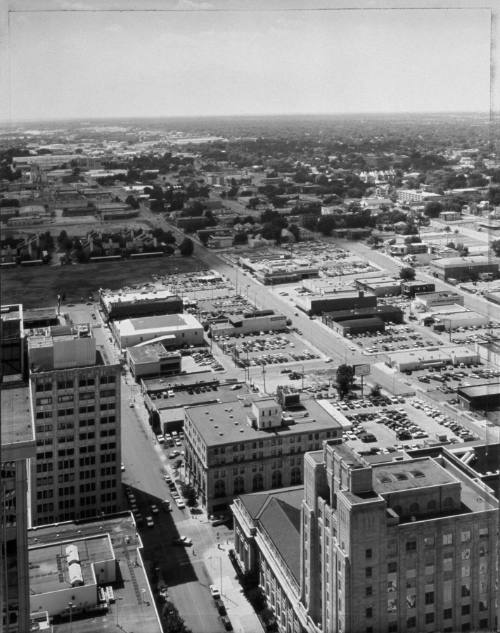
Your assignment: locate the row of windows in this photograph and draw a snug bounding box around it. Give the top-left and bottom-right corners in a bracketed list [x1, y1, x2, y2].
[36, 376, 116, 392]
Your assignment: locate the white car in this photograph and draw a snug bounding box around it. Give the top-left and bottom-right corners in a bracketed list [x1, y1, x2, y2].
[209, 585, 221, 599]
[151, 504, 159, 514]
[324, 357, 332, 363]
[175, 498, 186, 509]
[145, 516, 154, 527]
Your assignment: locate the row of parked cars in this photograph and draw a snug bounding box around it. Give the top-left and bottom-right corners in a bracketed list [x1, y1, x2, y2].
[411, 399, 477, 442]
[209, 585, 232, 630]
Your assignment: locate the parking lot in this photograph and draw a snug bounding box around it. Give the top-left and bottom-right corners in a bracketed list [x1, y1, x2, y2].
[349, 323, 444, 354]
[337, 393, 479, 454]
[215, 330, 321, 367]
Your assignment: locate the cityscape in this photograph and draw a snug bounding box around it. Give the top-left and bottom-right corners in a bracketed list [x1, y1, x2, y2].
[1, 2, 500, 633]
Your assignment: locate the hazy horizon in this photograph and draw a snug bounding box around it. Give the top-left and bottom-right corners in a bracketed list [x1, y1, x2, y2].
[1, 1, 495, 123]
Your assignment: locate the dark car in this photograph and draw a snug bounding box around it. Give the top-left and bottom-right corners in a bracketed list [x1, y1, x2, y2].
[221, 616, 233, 631]
[214, 599, 226, 615]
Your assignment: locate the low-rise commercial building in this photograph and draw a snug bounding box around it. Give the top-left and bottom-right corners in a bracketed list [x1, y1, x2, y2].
[184, 395, 343, 514]
[239, 256, 319, 285]
[322, 304, 404, 334]
[387, 346, 479, 371]
[210, 312, 287, 338]
[99, 288, 182, 321]
[401, 281, 435, 298]
[457, 382, 500, 411]
[111, 313, 204, 349]
[430, 255, 498, 282]
[355, 276, 401, 297]
[127, 343, 181, 379]
[296, 291, 377, 317]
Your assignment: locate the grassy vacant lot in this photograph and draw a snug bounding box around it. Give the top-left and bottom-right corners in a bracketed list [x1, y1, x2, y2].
[1, 256, 204, 309]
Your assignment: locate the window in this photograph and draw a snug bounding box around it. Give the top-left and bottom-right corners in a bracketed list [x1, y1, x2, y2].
[388, 562, 397, 573]
[366, 549, 372, 559]
[479, 527, 488, 537]
[424, 535, 435, 547]
[406, 541, 417, 552]
[425, 592, 434, 605]
[406, 617, 416, 629]
[461, 549, 470, 560]
[461, 530, 471, 542]
[443, 609, 452, 620]
[365, 608, 372, 618]
[365, 587, 372, 597]
[479, 620, 488, 630]
[365, 567, 372, 579]
[461, 605, 470, 615]
[388, 624, 398, 633]
[442, 533, 453, 546]
[425, 613, 434, 624]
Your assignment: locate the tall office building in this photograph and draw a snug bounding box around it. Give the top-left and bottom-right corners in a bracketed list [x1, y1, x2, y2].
[1, 305, 36, 633]
[232, 441, 500, 633]
[301, 442, 499, 633]
[27, 323, 122, 526]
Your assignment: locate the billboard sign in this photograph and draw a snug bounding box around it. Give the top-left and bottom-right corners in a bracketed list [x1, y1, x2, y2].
[354, 364, 371, 377]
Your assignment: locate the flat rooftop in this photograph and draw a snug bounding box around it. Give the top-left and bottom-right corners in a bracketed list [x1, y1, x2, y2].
[28, 513, 162, 633]
[433, 255, 496, 267]
[458, 382, 500, 398]
[187, 396, 342, 446]
[116, 313, 201, 335]
[372, 457, 455, 493]
[29, 533, 111, 595]
[127, 343, 181, 364]
[0, 384, 35, 447]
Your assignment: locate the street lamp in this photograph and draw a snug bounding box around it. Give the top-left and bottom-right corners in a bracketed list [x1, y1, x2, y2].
[68, 601, 74, 633]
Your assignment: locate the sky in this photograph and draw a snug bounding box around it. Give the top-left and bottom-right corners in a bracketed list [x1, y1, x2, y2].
[0, 0, 497, 121]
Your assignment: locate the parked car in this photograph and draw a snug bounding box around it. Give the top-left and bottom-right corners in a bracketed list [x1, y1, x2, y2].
[173, 536, 192, 546]
[209, 585, 221, 599]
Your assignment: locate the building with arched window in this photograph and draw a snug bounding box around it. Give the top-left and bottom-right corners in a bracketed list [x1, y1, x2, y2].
[184, 394, 343, 514]
[232, 442, 499, 633]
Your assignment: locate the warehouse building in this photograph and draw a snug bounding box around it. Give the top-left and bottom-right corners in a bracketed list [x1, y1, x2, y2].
[430, 255, 498, 281]
[432, 310, 488, 330]
[296, 290, 377, 316]
[111, 313, 204, 349]
[457, 382, 500, 411]
[99, 288, 183, 321]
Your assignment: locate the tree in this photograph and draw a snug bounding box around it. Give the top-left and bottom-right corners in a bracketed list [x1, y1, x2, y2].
[180, 483, 197, 507]
[491, 240, 500, 256]
[423, 201, 443, 218]
[336, 364, 354, 399]
[125, 194, 139, 209]
[399, 267, 416, 281]
[179, 237, 194, 257]
[288, 224, 300, 242]
[317, 215, 337, 236]
[370, 384, 381, 398]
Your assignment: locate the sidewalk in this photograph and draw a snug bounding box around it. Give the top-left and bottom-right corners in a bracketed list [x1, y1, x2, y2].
[201, 542, 265, 633]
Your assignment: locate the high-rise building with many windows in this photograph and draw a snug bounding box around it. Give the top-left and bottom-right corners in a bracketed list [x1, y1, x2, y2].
[232, 441, 500, 633]
[1, 305, 36, 633]
[28, 323, 121, 526]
